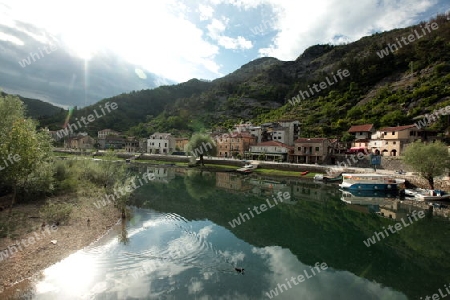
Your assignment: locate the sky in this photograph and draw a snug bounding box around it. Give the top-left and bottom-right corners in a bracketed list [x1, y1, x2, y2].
[0, 0, 449, 83]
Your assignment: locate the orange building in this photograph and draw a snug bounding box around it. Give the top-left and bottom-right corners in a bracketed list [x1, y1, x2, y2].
[215, 132, 257, 158]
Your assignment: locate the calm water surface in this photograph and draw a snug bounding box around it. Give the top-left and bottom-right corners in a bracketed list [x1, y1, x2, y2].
[21, 167, 450, 299]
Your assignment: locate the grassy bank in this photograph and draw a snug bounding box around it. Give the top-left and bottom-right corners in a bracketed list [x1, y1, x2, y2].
[253, 168, 316, 178]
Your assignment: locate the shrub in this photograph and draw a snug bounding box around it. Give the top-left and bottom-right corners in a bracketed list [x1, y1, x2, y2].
[40, 201, 73, 225]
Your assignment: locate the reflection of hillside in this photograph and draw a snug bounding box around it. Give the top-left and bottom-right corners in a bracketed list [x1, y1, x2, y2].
[215, 172, 253, 193]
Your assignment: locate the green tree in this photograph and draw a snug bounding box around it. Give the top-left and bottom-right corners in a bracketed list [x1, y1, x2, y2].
[403, 141, 450, 189]
[0, 95, 54, 216]
[186, 133, 217, 166]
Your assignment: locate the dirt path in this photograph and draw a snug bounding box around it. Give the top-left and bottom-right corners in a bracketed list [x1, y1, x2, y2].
[0, 191, 121, 299]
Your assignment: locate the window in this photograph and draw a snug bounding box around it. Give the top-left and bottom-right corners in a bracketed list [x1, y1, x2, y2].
[298, 147, 301, 151]
[384, 132, 387, 135]
[392, 132, 395, 135]
[315, 147, 320, 151]
[385, 141, 388, 145]
[165, 143, 167, 147]
[393, 141, 396, 145]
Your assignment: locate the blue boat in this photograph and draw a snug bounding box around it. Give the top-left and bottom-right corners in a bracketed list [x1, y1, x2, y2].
[339, 173, 405, 191]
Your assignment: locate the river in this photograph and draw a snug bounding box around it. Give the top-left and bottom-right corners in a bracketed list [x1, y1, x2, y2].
[23, 166, 450, 299]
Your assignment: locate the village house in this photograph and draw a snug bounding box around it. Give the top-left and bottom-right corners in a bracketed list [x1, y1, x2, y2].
[98, 129, 120, 139]
[64, 135, 95, 150]
[369, 125, 423, 156]
[175, 137, 189, 152]
[292, 138, 331, 164]
[147, 133, 175, 154]
[98, 135, 125, 150]
[347, 124, 375, 151]
[125, 137, 140, 152]
[97, 129, 123, 150]
[215, 132, 257, 158]
[254, 120, 300, 146]
[246, 141, 292, 162]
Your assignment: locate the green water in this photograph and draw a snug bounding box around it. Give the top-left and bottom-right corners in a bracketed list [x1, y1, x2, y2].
[28, 166, 450, 299]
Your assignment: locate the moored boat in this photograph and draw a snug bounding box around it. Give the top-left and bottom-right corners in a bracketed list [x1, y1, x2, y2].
[339, 173, 404, 191]
[313, 174, 324, 181]
[405, 188, 450, 201]
[323, 173, 343, 183]
[236, 163, 257, 174]
[236, 168, 253, 174]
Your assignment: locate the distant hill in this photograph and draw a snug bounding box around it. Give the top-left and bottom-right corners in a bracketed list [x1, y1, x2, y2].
[0, 91, 62, 119]
[38, 14, 450, 140]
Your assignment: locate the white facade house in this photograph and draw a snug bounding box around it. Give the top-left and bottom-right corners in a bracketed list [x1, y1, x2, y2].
[147, 132, 175, 154]
[271, 127, 288, 144]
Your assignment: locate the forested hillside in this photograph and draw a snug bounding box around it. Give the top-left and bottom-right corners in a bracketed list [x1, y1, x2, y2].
[38, 14, 450, 139]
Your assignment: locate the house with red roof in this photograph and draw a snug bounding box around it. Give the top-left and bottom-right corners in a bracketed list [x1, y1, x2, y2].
[347, 124, 375, 150]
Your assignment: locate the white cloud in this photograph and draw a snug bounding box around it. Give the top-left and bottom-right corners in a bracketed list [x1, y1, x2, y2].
[198, 4, 215, 20]
[0, 32, 23, 45]
[256, 0, 438, 59]
[253, 246, 408, 299]
[198, 225, 214, 238]
[0, 0, 222, 82]
[0, 0, 443, 82]
[207, 18, 253, 50]
[218, 35, 253, 49]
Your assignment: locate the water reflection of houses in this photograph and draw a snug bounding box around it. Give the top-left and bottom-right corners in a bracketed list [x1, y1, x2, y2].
[291, 182, 334, 203]
[146, 167, 176, 183]
[247, 178, 291, 199]
[340, 191, 420, 220]
[215, 172, 253, 193]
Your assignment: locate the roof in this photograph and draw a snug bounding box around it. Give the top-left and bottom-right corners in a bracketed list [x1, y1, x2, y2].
[150, 132, 172, 138]
[354, 138, 370, 143]
[101, 136, 125, 141]
[294, 138, 328, 143]
[98, 129, 119, 133]
[379, 125, 416, 132]
[348, 124, 374, 133]
[214, 131, 256, 139]
[68, 136, 93, 141]
[254, 141, 290, 148]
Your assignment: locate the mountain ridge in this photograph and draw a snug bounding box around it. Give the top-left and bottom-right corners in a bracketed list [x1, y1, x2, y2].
[20, 14, 450, 140]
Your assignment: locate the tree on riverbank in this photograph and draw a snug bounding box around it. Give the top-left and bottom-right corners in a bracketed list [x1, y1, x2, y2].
[403, 141, 450, 189]
[186, 133, 217, 166]
[0, 95, 54, 216]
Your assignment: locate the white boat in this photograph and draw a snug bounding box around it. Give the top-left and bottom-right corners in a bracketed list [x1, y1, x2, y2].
[339, 173, 405, 191]
[405, 188, 450, 201]
[313, 174, 324, 181]
[236, 163, 257, 174]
